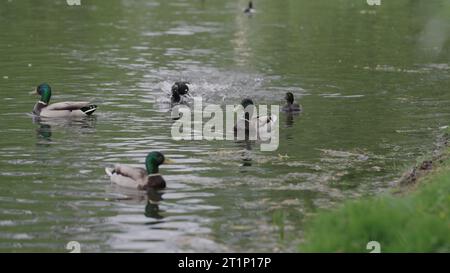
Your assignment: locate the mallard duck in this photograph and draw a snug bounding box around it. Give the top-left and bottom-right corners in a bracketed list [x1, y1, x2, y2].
[31, 83, 97, 118]
[105, 151, 172, 190]
[171, 81, 190, 104]
[244, 1, 254, 14]
[282, 92, 302, 112]
[234, 98, 277, 137]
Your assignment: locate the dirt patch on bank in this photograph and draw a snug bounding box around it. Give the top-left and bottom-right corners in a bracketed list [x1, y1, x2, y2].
[395, 130, 450, 194]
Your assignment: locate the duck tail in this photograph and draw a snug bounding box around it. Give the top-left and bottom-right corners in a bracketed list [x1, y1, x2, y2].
[105, 167, 114, 177]
[81, 105, 97, 116]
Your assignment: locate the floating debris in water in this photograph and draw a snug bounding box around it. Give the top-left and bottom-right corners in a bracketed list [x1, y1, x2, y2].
[371, 166, 382, 172]
[424, 63, 449, 70]
[396, 126, 446, 134]
[359, 10, 377, 15]
[320, 93, 365, 98]
[317, 149, 370, 161]
[395, 129, 423, 134]
[361, 63, 450, 74]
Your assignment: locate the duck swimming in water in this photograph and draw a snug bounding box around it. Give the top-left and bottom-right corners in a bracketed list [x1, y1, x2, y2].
[105, 151, 172, 190]
[31, 83, 97, 118]
[244, 1, 254, 14]
[171, 81, 190, 104]
[234, 98, 277, 138]
[282, 92, 302, 113]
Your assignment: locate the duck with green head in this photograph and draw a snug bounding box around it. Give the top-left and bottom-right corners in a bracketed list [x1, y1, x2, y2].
[32, 83, 97, 118]
[105, 151, 173, 190]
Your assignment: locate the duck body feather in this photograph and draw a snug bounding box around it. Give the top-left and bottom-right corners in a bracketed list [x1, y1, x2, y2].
[282, 103, 302, 113]
[33, 101, 97, 118]
[234, 114, 278, 139]
[105, 164, 166, 190]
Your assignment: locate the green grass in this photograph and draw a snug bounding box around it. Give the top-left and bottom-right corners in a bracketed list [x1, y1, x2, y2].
[300, 154, 450, 253]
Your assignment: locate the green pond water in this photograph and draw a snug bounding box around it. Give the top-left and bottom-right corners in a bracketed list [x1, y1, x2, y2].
[0, 0, 449, 252]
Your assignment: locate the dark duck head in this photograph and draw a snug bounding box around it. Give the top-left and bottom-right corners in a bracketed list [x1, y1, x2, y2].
[285, 92, 295, 104]
[234, 98, 255, 134]
[241, 98, 255, 118]
[241, 98, 254, 108]
[283, 92, 301, 112]
[171, 82, 190, 104]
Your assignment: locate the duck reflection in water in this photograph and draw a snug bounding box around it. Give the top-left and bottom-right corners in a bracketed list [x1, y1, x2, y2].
[285, 113, 295, 128]
[111, 189, 165, 220]
[32, 115, 97, 145]
[36, 122, 52, 141]
[144, 189, 164, 219]
[32, 114, 97, 130]
[281, 92, 302, 128]
[32, 116, 52, 145]
[235, 139, 253, 167]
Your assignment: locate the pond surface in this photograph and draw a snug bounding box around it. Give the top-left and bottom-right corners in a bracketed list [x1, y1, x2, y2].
[0, 0, 449, 252]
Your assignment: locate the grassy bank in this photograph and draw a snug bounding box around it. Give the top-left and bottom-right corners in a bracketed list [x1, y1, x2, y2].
[300, 133, 450, 253]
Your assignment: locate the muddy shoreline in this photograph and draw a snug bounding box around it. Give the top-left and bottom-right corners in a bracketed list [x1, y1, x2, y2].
[395, 129, 450, 194]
